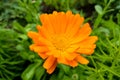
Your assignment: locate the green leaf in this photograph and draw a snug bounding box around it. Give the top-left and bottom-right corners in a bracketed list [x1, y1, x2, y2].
[21, 61, 42, 80]
[117, 13, 120, 25]
[98, 62, 120, 77]
[62, 75, 71, 80]
[61, 64, 70, 74]
[34, 66, 45, 80]
[12, 21, 25, 33]
[95, 5, 103, 15]
[50, 74, 57, 80]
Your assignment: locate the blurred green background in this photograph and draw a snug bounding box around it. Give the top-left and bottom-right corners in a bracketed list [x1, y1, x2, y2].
[0, 0, 120, 80]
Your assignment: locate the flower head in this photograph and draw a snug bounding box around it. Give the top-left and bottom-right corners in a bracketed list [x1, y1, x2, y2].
[28, 11, 98, 74]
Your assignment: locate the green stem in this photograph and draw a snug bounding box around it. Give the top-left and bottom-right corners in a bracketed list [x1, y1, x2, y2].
[98, 62, 120, 77]
[66, 0, 70, 10]
[108, 73, 113, 80]
[94, 0, 112, 29]
[98, 46, 108, 56]
[90, 56, 97, 71]
[78, 64, 95, 71]
[111, 35, 120, 67]
[106, 37, 117, 50]
[98, 72, 104, 80]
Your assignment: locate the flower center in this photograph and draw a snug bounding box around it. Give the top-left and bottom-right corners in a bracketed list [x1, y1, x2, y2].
[51, 35, 69, 51]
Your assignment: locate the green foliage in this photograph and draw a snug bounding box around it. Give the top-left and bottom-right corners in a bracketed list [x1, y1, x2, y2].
[0, 0, 120, 80]
[0, 29, 24, 80]
[21, 60, 45, 80]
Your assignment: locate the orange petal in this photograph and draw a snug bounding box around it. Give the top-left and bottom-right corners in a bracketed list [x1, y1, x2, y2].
[67, 60, 78, 67]
[75, 55, 89, 64]
[47, 61, 57, 74]
[49, 12, 66, 34]
[40, 14, 54, 34]
[53, 11, 58, 14]
[77, 48, 95, 55]
[28, 31, 51, 45]
[29, 44, 36, 51]
[66, 11, 72, 16]
[60, 12, 67, 33]
[28, 31, 39, 39]
[80, 36, 98, 44]
[71, 23, 92, 44]
[57, 12, 66, 34]
[38, 52, 48, 59]
[30, 44, 49, 53]
[64, 52, 78, 60]
[36, 25, 42, 32]
[76, 44, 96, 55]
[39, 26, 53, 40]
[66, 44, 80, 53]
[46, 50, 60, 58]
[66, 14, 84, 38]
[43, 56, 56, 69]
[57, 56, 69, 65]
[65, 14, 78, 37]
[65, 12, 74, 34]
[79, 44, 96, 49]
[37, 25, 52, 40]
[38, 36, 52, 46]
[34, 46, 49, 53]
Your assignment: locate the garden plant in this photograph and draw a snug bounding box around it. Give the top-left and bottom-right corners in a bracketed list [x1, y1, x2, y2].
[0, 0, 120, 80]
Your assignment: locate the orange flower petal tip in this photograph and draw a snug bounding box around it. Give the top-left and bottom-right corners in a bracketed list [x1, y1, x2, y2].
[28, 11, 98, 74]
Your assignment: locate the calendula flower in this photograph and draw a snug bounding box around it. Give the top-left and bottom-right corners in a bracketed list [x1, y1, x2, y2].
[28, 11, 98, 74]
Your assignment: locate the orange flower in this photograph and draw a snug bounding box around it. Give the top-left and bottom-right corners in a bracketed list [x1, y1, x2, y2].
[28, 11, 98, 74]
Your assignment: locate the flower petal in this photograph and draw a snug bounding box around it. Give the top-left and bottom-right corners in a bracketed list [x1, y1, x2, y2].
[77, 48, 95, 55]
[80, 36, 98, 44]
[47, 61, 57, 74]
[66, 44, 80, 53]
[75, 55, 89, 64]
[46, 50, 60, 58]
[64, 52, 78, 60]
[66, 14, 84, 38]
[38, 52, 48, 59]
[28, 31, 52, 45]
[71, 23, 92, 44]
[68, 60, 78, 67]
[40, 14, 54, 34]
[28, 31, 39, 39]
[75, 36, 98, 55]
[57, 56, 69, 65]
[43, 56, 56, 69]
[34, 46, 49, 53]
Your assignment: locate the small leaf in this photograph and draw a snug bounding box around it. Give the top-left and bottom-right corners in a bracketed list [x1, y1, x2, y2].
[61, 64, 70, 74]
[21, 61, 42, 80]
[63, 75, 71, 80]
[117, 13, 120, 25]
[34, 66, 45, 80]
[12, 21, 25, 33]
[95, 5, 103, 15]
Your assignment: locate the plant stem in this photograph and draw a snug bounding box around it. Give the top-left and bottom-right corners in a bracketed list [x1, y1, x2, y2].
[90, 56, 97, 71]
[94, 0, 112, 29]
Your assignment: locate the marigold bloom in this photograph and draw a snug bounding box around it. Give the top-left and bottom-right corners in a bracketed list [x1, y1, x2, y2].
[28, 11, 98, 74]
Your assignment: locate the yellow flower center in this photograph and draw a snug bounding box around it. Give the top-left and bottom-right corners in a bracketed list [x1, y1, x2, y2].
[51, 34, 70, 51]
